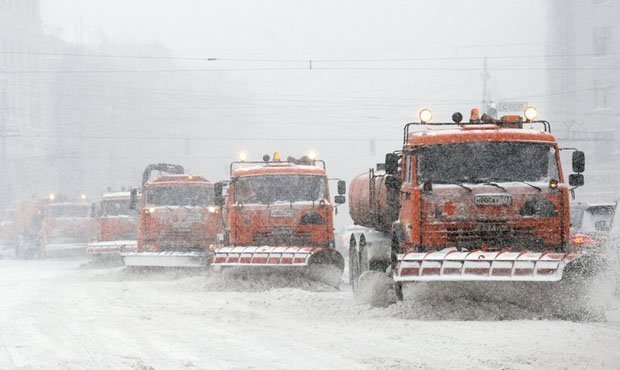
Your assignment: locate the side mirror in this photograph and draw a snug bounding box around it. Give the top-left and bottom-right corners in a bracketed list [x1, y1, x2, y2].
[385, 175, 402, 190]
[214, 182, 225, 207]
[385, 153, 399, 175]
[572, 151, 585, 173]
[334, 195, 346, 204]
[129, 189, 138, 210]
[337, 180, 346, 195]
[569, 174, 584, 187]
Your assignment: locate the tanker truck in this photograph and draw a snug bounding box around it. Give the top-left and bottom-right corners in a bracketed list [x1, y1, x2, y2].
[348, 107, 591, 302]
[211, 153, 346, 287]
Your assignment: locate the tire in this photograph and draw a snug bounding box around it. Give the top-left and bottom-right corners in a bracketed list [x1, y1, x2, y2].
[349, 235, 360, 293]
[359, 234, 369, 274]
[357, 270, 399, 307]
[390, 233, 404, 301]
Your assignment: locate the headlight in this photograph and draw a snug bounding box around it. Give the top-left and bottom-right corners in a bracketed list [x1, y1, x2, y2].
[521, 199, 557, 217]
[300, 212, 324, 225]
[524, 106, 538, 121]
[419, 108, 433, 123]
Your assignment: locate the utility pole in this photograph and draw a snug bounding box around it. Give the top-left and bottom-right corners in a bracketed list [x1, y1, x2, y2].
[0, 76, 8, 209]
[481, 57, 490, 111]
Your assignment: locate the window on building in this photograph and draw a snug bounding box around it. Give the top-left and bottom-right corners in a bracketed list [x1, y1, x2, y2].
[593, 27, 611, 56]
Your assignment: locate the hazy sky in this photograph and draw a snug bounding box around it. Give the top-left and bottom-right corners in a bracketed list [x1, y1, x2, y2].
[41, 1, 546, 58]
[38, 1, 551, 228]
[40, 1, 550, 118]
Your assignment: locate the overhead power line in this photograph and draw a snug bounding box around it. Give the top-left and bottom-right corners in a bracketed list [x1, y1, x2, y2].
[2, 50, 620, 62]
[1, 67, 619, 75]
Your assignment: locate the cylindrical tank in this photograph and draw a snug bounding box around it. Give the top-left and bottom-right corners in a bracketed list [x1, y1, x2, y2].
[348, 171, 392, 231]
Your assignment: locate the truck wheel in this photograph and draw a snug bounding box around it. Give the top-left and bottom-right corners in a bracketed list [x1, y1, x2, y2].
[349, 236, 361, 293]
[357, 270, 399, 307]
[359, 234, 370, 274]
[390, 233, 404, 301]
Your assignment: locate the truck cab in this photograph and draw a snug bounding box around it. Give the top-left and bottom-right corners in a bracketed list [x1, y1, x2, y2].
[136, 174, 221, 254]
[98, 192, 138, 242]
[225, 156, 339, 248]
[349, 107, 587, 289]
[396, 125, 569, 253]
[87, 191, 139, 256]
[211, 154, 346, 286]
[41, 200, 96, 257]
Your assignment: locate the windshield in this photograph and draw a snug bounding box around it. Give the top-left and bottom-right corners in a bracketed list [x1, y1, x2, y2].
[235, 175, 327, 204]
[417, 142, 559, 183]
[101, 199, 131, 216]
[45, 204, 90, 218]
[145, 185, 213, 206]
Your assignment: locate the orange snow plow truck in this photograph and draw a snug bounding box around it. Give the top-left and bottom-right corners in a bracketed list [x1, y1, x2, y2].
[40, 196, 96, 258]
[348, 107, 591, 300]
[87, 191, 138, 257]
[122, 163, 223, 268]
[212, 154, 346, 286]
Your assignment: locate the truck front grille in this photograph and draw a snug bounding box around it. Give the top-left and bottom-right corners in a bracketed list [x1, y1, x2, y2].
[446, 222, 541, 250]
[253, 230, 313, 246]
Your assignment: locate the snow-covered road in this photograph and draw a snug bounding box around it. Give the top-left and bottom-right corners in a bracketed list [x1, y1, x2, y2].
[1, 259, 619, 369]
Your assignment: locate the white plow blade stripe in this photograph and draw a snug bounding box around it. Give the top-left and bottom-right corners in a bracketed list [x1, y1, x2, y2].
[45, 243, 88, 257]
[121, 251, 211, 267]
[394, 248, 579, 282]
[212, 246, 320, 267]
[87, 240, 137, 255]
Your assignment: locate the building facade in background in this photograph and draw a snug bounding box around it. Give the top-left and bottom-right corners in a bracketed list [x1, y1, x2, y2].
[547, 0, 620, 200]
[0, 0, 63, 207]
[1, 0, 236, 209]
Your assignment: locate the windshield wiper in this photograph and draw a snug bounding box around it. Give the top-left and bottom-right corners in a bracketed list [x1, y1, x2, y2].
[432, 180, 472, 192]
[483, 182, 507, 191]
[467, 177, 507, 191]
[487, 177, 542, 192]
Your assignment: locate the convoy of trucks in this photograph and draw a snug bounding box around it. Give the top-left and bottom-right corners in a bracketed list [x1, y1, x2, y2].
[2, 106, 616, 312]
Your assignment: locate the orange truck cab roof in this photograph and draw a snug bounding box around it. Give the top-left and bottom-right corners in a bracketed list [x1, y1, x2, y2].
[147, 174, 211, 185]
[101, 192, 130, 201]
[407, 126, 556, 147]
[232, 162, 327, 177]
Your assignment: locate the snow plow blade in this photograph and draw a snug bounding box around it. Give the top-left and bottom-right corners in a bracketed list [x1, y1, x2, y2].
[87, 240, 137, 256]
[121, 251, 212, 268]
[394, 248, 580, 282]
[44, 243, 88, 258]
[212, 246, 345, 286]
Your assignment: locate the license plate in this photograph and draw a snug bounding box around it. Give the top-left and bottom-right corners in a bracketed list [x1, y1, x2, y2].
[270, 209, 294, 217]
[474, 194, 512, 206]
[272, 228, 294, 236]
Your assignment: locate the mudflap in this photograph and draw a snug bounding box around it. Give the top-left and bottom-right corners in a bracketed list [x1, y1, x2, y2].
[306, 249, 345, 287]
[212, 246, 345, 287]
[356, 270, 400, 308]
[121, 251, 212, 268]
